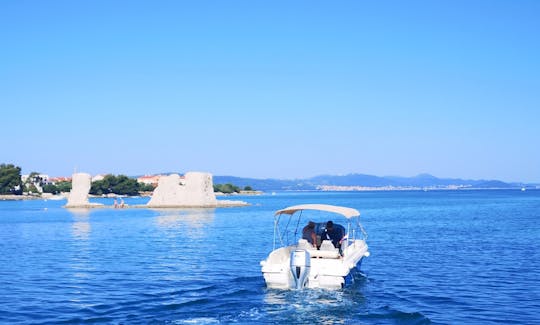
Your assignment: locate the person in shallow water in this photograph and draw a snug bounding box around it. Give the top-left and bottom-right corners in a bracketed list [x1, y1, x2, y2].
[302, 221, 317, 248]
[323, 220, 343, 249]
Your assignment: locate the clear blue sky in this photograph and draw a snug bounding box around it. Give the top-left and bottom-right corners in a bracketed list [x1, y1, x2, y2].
[1, 1, 539, 182]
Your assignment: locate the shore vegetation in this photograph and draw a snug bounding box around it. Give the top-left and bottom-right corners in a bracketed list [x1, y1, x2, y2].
[42, 181, 72, 194]
[0, 163, 23, 195]
[91, 174, 154, 196]
[212, 184, 256, 194]
[2, 162, 256, 197]
[214, 183, 241, 194]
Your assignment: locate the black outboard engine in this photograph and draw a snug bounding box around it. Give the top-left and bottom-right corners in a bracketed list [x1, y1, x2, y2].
[290, 249, 311, 289]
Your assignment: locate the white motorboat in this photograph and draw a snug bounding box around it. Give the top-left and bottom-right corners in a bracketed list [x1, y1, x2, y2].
[260, 204, 370, 289]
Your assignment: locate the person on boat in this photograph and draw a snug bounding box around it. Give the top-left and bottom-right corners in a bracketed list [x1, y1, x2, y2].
[323, 220, 343, 249]
[302, 221, 317, 248]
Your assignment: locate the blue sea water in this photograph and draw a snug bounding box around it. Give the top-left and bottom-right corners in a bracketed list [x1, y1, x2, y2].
[0, 190, 539, 324]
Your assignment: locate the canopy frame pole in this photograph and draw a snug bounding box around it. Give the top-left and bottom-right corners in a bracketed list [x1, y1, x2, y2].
[293, 210, 303, 242]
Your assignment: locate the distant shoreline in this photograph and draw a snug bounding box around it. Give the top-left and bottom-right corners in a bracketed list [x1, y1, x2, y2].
[316, 185, 537, 192]
[215, 190, 263, 196]
[1, 187, 536, 201]
[0, 194, 41, 201]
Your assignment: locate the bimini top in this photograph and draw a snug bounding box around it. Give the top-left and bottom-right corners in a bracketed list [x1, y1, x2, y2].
[275, 204, 360, 219]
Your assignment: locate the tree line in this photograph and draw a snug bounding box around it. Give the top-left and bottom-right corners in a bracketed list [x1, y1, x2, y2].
[0, 164, 72, 195]
[90, 174, 154, 196]
[1, 163, 254, 196]
[214, 183, 253, 194]
[0, 164, 150, 196]
[0, 164, 23, 194]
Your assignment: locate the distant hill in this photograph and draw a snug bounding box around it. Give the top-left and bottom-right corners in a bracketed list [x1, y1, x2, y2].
[135, 172, 532, 191]
[213, 173, 532, 191]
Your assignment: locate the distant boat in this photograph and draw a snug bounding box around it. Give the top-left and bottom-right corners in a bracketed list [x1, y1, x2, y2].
[521, 187, 526, 192]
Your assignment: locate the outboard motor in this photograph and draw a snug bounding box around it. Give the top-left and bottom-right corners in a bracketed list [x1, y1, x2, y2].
[290, 249, 311, 289]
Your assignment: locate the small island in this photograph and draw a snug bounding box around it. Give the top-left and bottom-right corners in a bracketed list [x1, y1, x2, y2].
[63, 171, 249, 209]
[0, 163, 258, 202]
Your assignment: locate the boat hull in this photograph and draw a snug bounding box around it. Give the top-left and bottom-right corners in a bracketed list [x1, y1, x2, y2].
[261, 240, 369, 289]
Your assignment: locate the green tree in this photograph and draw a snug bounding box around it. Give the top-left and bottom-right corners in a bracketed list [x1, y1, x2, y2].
[213, 183, 240, 194]
[0, 163, 23, 195]
[90, 174, 144, 196]
[42, 184, 59, 194]
[90, 175, 109, 195]
[42, 181, 72, 194]
[138, 183, 155, 192]
[56, 181, 72, 193]
[243, 186, 253, 191]
[90, 174, 115, 195]
[25, 183, 39, 194]
[111, 175, 140, 196]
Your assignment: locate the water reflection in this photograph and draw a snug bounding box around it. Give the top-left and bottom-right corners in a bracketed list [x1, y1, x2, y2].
[153, 208, 215, 239]
[65, 208, 94, 291]
[67, 208, 91, 240]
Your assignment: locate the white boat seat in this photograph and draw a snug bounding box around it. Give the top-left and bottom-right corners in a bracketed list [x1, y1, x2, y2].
[295, 239, 340, 258]
[320, 240, 336, 251]
[297, 239, 312, 250]
[308, 240, 340, 258]
[309, 249, 340, 258]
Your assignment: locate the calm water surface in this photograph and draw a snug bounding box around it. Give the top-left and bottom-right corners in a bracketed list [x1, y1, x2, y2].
[0, 190, 539, 324]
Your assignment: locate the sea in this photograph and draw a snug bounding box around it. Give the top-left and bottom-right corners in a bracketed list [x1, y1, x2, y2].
[0, 190, 539, 324]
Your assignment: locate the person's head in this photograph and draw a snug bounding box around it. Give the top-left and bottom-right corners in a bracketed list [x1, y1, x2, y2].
[326, 220, 334, 229]
[307, 221, 315, 229]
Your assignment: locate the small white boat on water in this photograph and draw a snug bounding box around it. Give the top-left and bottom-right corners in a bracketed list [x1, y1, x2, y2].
[260, 204, 370, 289]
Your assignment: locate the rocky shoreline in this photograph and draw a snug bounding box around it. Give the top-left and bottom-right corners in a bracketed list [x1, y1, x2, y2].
[0, 194, 41, 201]
[63, 200, 250, 209]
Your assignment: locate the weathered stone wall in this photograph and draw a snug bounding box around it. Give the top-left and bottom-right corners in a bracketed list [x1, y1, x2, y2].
[147, 172, 218, 207]
[66, 173, 91, 207]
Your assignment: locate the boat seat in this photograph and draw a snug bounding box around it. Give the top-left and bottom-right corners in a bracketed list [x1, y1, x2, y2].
[297, 239, 312, 250]
[309, 240, 340, 259]
[320, 240, 336, 251]
[296, 239, 340, 258]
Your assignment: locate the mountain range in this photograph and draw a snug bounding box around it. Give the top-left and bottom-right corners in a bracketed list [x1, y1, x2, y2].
[212, 173, 535, 191]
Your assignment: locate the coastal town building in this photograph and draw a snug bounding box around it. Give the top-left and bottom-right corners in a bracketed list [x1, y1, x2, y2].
[91, 174, 106, 182]
[48, 176, 71, 184]
[22, 174, 50, 184]
[21, 173, 51, 193]
[136, 174, 180, 187]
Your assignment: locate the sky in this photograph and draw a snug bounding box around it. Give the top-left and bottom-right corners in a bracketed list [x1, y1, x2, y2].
[1, 1, 539, 182]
